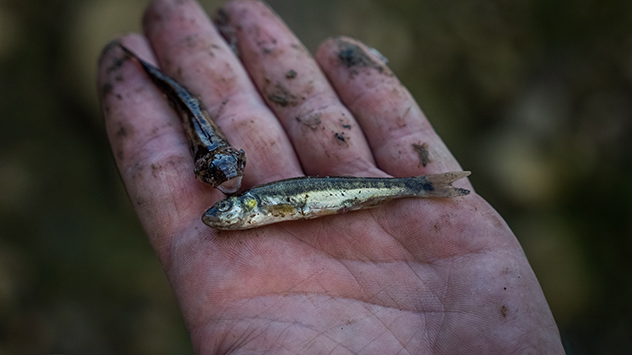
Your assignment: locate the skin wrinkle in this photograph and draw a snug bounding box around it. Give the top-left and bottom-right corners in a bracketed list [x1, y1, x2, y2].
[403, 262, 445, 347]
[378, 315, 412, 354]
[429, 263, 451, 353]
[300, 323, 348, 354]
[372, 209, 419, 261]
[363, 276, 401, 309]
[238, 316, 354, 353]
[238, 292, 441, 318]
[240, 271, 447, 315]
[285, 266, 329, 294]
[366, 310, 413, 354]
[326, 343, 350, 355]
[336, 259, 366, 300]
[273, 322, 296, 352]
[212, 288, 517, 352]
[290, 95, 341, 127]
[223, 322, 265, 353]
[395, 333, 416, 355]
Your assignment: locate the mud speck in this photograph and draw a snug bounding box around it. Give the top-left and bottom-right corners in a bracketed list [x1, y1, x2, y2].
[150, 163, 162, 178]
[412, 143, 432, 167]
[336, 39, 384, 77]
[334, 132, 347, 143]
[214, 8, 230, 26]
[214, 8, 238, 55]
[338, 42, 378, 69]
[286, 69, 297, 79]
[296, 114, 321, 129]
[184, 33, 199, 47]
[500, 305, 508, 318]
[117, 125, 128, 138]
[106, 56, 127, 75]
[290, 43, 306, 52]
[101, 82, 113, 97]
[267, 82, 299, 107]
[253, 26, 278, 54]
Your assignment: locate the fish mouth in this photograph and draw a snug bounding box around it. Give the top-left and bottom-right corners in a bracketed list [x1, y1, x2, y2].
[202, 209, 220, 226]
[218, 176, 242, 194]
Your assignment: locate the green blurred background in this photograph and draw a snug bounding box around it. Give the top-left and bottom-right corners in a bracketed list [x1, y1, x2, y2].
[1, 0, 631, 353]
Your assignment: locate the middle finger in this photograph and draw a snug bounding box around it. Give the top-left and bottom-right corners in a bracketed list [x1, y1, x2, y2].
[218, 0, 385, 177]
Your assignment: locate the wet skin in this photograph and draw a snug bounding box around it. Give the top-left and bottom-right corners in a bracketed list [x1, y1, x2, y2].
[98, 0, 565, 353]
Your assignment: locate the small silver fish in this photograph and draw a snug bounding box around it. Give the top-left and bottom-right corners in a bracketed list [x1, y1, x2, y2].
[202, 171, 471, 230]
[120, 45, 246, 193]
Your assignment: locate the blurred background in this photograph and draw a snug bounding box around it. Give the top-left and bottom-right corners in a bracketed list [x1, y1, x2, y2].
[1, 0, 631, 353]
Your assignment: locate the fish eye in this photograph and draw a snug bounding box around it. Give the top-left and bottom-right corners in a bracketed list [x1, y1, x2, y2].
[216, 199, 233, 212]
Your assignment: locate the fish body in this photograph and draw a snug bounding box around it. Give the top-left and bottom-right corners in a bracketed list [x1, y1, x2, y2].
[120, 45, 246, 193]
[203, 171, 471, 230]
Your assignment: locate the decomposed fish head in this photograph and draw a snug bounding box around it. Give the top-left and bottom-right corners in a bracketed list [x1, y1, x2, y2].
[194, 147, 246, 193]
[202, 193, 258, 230]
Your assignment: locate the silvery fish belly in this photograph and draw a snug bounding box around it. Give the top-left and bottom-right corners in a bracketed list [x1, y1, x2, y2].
[203, 171, 471, 230]
[119, 45, 246, 193]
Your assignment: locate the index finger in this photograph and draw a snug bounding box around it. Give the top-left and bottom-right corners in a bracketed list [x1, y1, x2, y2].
[98, 35, 216, 259]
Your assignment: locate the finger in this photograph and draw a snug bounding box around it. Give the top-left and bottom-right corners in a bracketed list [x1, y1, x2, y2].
[315, 37, 469, 183]
[98, 34, 217, 259]
[217, 0, 385, 177]
[143, 0, 302, 188]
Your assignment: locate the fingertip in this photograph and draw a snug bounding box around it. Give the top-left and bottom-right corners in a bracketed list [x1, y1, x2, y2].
[98, 34, 160, 101]
[142, 0, 168, 34]
[315, 36, 391, 80]
[221, 0, 267, 12]
[98, 33, 155, 74]
[314, 35, 350, 58]
[97, 37, 123, 69]
[120, 33, 160, 66]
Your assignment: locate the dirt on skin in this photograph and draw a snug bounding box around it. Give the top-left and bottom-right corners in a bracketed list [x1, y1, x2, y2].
[412, 143, 432, 167]
[336, 38, 385, 77]
[266, 81, 300, 107]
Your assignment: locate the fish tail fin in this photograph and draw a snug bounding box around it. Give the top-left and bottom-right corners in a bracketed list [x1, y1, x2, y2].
[416, 171, 471, 198]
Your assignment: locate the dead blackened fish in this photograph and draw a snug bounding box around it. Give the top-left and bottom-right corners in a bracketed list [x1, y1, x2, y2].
[203, 171, 471, 230]
[120, 45, 246, 193]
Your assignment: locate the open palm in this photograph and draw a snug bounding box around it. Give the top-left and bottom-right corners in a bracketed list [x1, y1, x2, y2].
[98, 0, 563, 353]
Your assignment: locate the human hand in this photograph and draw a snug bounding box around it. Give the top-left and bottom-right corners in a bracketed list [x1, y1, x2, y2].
[97, 0, 564, 353]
